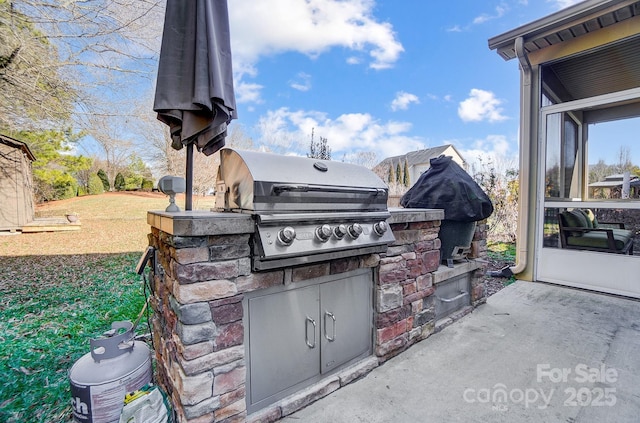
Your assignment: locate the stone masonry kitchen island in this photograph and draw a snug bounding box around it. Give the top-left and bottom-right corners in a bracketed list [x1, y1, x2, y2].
[146, 206, 486, 423]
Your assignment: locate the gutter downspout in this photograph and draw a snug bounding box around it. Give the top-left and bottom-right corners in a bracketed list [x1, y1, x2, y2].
[510, 36, 532, 276]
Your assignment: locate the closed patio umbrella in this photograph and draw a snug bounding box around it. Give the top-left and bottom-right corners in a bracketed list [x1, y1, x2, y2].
[154, 0, 237, 210]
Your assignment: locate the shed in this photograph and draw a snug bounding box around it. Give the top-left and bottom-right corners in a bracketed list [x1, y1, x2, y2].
[0, 134, 36, 231]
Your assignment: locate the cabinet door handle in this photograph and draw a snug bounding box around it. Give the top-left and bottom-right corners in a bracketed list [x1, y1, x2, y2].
[324, 311, 336, 342]
[436, 290, 469, 303]
[305, 316, 317, 348]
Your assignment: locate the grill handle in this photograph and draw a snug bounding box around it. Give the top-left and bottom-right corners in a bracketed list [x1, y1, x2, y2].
[272, 184, 385, 196]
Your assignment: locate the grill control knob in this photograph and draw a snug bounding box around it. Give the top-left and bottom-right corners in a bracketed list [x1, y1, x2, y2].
[347, 223, 363, 239]
[315, 224, 332, 242]
[373, 221, 388, 237]
[277, 226, 296, 246]
[333, 224, 347, 239]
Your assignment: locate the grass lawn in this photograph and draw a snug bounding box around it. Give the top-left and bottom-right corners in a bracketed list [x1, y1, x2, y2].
[487, 241, 516, 263]
[0, 192, 514, 422]
[0, 192, 215, 423]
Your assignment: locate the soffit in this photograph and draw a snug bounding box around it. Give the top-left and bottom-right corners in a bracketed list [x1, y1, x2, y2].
[489, 0, 640, 60]
[545, 35, 640, 101]
[489, 0, 640, 101]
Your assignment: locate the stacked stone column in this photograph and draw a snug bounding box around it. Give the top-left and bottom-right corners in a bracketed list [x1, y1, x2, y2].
[148, 217, 255, 423]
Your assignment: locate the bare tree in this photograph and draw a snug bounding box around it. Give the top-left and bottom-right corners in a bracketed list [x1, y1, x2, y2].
[589, 159, 610, 183]
[255, 117, 297, 154]
[307, 128, 331, 160]
[470, 155, 519, 243]
[128, 97, 184, 179]
[136, 120, 256, 199]
[1, 0, 164, 131]
[192, 124, 255, 197]
[615, 145, 633, 174]
[130, 91, 257, 187]
[225, 124, 255, 151]
[0, 2, 75, 130]
[87, 114, 134, 190]
[342, 151, 378, 169]
[192, 153, 219, 197]
[153, 126, 185, 178]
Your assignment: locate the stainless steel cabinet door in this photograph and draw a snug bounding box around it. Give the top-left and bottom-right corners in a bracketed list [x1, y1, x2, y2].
[435, 273, 471, 320]
[320, 272, 372, 373]
[247, 285, 320, 404]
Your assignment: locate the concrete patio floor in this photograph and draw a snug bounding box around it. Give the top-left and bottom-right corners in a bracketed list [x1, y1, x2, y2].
[284, 280, 640, 423]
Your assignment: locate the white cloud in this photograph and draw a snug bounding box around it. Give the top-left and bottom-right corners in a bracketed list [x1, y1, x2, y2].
[548, 0, 582, 10]
[228, 0, 404, 102]
[256, 107, 425, 158]
[229, 0, 403, 68]
[290, 72, 312, 91]
[390, 91, 420, 111]
[426, 93, 453, 102]
[472, 5, 508, 25]
[456, 135, 518, 175]
[449, 4, 508, 32]
[235, 81, 264, 104]
[458, 89, 507, 123]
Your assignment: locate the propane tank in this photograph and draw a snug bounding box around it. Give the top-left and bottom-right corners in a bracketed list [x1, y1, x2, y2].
[69, 321, 152, 423]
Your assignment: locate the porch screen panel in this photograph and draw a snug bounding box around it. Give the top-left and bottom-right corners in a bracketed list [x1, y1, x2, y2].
[586, 116, 640, 200]
[542, 207, 561, 248]
[545, 113, 580, 199]
[545, 113, 561, 198]
[563, 116, 580, 198]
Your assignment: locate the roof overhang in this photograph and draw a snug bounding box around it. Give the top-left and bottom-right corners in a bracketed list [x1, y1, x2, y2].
[489, 0, 640, 61]
[490, 0, 640, 102]
[0, 134, 36, 161]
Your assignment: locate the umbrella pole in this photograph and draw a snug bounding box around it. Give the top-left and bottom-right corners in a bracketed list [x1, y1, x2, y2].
[185, 142, 193, 211]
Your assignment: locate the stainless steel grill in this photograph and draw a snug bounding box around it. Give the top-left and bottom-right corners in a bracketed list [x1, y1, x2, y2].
[215, 148, 395, 270]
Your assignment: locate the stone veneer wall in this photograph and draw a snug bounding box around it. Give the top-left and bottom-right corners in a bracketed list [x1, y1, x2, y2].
[374, 210, 486, 362]
[146, 209, 486, 423]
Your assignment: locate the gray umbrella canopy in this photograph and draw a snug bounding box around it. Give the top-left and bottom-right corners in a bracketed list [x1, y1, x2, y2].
[154, 0, 237, 156]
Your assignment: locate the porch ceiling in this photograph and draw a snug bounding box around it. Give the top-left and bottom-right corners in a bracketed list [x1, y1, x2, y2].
[546, 35, 640, 101]
[489, 0, 640, 101]
[489, 0, 640, 61]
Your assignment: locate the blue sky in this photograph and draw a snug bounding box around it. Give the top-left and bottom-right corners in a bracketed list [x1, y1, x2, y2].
[222, 0, 584, 168]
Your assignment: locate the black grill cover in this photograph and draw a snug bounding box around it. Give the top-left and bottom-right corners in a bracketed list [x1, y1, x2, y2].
[400, 155, 493, 222]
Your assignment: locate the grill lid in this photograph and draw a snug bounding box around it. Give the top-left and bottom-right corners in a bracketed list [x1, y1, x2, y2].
[216, 148, 389, 213]
[215, 148, 395, 270]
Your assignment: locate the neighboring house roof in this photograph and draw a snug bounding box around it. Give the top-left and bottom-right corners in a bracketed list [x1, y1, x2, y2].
[0, 134, 36, 161]
[376, 145, 464, 169]
[589, 174, 640, 188]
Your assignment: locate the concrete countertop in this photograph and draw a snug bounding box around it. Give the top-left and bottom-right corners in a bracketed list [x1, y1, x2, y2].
[388, 208, 444, 224]
[147, 210, 254, 236]
[148, 207, 446, 237]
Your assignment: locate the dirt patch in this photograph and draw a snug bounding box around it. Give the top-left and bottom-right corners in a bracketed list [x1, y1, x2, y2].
[1, 193, 216, 256]
[482, 256, 515, 297]
[3, 193, 515, 298]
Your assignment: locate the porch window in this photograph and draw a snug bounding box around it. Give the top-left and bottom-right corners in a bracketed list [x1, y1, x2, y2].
[541, 98, 640, 255]
[587, 116, 640, 200]
[544, 113, 580, 200]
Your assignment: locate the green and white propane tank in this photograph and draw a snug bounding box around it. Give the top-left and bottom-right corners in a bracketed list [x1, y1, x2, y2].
[69, 321, 152, 423]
